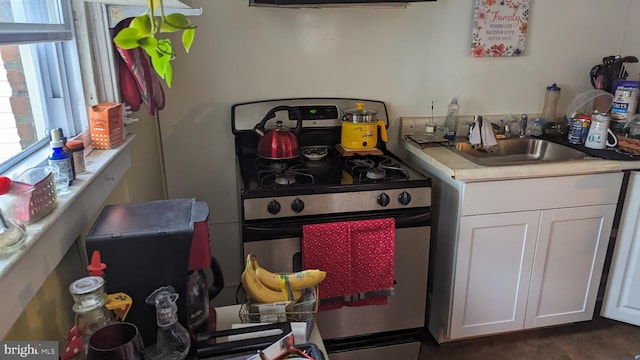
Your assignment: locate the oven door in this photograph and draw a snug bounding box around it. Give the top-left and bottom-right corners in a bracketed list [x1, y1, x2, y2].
[242, 208, 430, 356]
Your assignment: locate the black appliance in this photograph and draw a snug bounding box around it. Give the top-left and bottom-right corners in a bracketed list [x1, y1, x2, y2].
[231, 98, 432, 360]
[86, 198, 220, 347]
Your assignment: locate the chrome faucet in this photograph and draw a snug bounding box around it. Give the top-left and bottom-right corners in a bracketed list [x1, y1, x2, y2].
[463, 121, 475, 140]
[519, 114, 528, 137]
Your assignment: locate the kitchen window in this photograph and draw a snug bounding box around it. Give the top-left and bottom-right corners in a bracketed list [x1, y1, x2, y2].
[0, 0, 135, 338]
[0, 0, 87, 173]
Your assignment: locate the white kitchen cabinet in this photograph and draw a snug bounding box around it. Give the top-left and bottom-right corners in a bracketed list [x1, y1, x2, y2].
[451, 205, 615, 339]
[451, 211, 539, 338]
[417, 169, 624, 343]
[526, 205, 614, 328]
[602, 171, 640, 326]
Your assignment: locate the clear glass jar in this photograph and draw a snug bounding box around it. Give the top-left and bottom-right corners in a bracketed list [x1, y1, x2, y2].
[69, 276, 116, 357]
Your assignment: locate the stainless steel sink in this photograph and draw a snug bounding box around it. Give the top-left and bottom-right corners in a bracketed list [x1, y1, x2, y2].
[451, 138, 591, 166]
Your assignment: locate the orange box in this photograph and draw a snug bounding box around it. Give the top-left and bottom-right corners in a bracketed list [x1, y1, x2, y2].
[89, 102, 124, 149]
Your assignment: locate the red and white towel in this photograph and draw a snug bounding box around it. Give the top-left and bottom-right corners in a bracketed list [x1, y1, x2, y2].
[302, 218, 395, 310]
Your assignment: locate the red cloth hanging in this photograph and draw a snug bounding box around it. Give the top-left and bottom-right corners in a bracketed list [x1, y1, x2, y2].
[302, 218, 395, 310]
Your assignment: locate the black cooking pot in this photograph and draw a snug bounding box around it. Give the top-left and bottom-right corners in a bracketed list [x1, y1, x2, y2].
[253, 106, 302, 160]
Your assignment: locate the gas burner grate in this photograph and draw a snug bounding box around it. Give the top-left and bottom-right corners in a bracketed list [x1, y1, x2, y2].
[344, 156, 410, 182]
[256, 158, 315, 186]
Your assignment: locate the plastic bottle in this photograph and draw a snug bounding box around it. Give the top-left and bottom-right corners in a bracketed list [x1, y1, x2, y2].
[443, 98, 460, 141]
[540, 83, 561, 122]
[48, 129, 73, 192]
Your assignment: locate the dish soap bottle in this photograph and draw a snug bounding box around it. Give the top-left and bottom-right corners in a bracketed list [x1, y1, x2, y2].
[146, 289, 190, 360]
[443, 98, 459, 141]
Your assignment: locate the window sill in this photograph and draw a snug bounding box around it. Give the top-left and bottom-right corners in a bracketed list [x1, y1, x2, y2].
[0, 135, 134, 338]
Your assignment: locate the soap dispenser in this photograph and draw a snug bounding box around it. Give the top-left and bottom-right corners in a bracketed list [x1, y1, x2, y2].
[145, 288, 191, 360]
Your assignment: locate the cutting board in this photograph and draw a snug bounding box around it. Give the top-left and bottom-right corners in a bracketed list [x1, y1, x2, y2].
[335, 143, 383, 156]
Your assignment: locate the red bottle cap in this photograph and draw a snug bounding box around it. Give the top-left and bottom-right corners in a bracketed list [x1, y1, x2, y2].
[0, 177, 11, 195]
[87, 250, 107, 276]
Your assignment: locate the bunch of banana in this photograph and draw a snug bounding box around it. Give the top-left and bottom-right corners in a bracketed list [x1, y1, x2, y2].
[241, 253, 327, 304]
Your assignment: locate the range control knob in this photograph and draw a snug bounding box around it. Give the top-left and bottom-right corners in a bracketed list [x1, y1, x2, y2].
[267, 200, 281, 215]
[291, 198, 305, 213]
[377, 193, 390, 207]
[398, 191, 412, 205]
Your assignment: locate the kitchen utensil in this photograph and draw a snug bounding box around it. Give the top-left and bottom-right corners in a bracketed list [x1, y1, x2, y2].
[87, 322, 145, 360]
[585, 113, 618, 149]
[341, 102, 388, 150]
[589, 55, 638, 93]
[254, 106, 303, 160]
[187, 257, 224, 334]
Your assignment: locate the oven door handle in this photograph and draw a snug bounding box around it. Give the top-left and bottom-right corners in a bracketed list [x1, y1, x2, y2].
[243, 208, 430, 241]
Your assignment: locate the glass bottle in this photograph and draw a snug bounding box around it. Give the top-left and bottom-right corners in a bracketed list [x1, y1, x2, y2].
[69, 276, 116, 358]
[146, 291, 190, 360]
[48, 129, 72, 193]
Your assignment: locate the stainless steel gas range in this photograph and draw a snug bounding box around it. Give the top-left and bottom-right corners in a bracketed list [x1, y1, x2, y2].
[231, 98, 432, 360]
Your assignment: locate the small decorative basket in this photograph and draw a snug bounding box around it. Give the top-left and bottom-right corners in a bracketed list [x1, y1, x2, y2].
[1, 166, 57, 223]
[239, 286, 319, 338]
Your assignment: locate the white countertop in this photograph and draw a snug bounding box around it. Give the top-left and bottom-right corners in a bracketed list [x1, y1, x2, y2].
[216, 304, 328, 359]
[403, 139, 640, 182]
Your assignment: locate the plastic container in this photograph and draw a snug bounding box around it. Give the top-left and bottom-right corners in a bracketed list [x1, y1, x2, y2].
[443, 98, 459, 140]
[565, 89, 614, 121]
[540, 83, 561, 122]
[0, 166, 57, 224]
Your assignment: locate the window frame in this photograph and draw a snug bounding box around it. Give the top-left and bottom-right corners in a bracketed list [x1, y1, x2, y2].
[0, 0, 89, 173]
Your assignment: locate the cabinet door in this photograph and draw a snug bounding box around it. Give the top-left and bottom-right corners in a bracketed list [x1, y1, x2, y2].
[602, 171, 640, 326]
[451, 211, 540, 339]
[525, 205, 615, 328]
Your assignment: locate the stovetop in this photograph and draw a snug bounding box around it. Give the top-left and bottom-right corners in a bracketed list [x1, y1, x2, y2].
[232, 98, 432, 199]
[237, 147, 430, 198]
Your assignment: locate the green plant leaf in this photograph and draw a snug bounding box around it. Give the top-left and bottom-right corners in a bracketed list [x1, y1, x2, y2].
[150, 52, 169, 78]
[130, 16, 152, 37]
[160, 13, 192, 32]
[165, 63, 173, 88]
[113, 28, 142, 49]
[182, 28, 195, 53]
[138, 36, 159, 56]
[157, 39, 175, 59]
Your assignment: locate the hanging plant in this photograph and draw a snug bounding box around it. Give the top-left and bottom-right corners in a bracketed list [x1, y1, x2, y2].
[113, 0, 196, 88]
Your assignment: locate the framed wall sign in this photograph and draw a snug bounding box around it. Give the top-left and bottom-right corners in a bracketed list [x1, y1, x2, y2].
[471, 0, 530, 57]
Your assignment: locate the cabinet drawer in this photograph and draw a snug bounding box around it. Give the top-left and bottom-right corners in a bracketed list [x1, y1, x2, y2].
[460, 172, 623, 216]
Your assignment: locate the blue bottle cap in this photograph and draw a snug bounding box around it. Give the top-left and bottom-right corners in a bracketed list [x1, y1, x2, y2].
[547, 83, 561, 91]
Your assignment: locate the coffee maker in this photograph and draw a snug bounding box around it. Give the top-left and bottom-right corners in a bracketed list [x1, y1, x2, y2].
[86, 198, 224, 347]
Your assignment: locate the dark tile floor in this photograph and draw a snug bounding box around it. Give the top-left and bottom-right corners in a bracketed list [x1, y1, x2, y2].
[419, 313, 640, 359]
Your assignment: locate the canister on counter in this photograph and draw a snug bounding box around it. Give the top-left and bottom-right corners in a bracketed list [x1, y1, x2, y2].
[568, 114, 591, 144]
[67, 140, 86, 174]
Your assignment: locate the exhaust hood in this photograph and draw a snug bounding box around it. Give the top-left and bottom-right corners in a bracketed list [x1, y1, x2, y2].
[250, 0, 436, 7]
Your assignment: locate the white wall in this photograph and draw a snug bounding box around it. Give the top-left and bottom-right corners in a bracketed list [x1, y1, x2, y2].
[157, 0, 640, 301]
